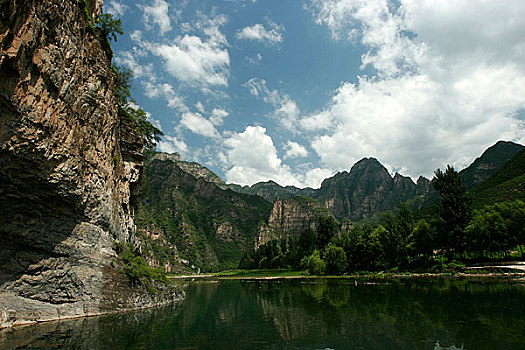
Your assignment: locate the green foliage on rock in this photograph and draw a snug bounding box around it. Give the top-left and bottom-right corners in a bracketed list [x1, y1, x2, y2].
[115, 242, 168, 294]
[95, 13, 123, 42]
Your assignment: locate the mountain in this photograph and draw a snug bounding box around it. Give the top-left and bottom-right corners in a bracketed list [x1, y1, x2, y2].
[315, 158, 431, 220]
[228, 181, 316, 201]
[230, 158, 432, 221]
[136, 154, 273, 272]
[470, 147, 525, 208]
[230, 141, 523, 222]
[459, 141, 524, 190]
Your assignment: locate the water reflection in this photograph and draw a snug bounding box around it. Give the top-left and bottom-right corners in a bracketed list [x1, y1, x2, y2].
[0, 278, 523, 349]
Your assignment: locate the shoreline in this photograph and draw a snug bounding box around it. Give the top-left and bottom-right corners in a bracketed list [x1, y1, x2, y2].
[168, 270, 525, 281]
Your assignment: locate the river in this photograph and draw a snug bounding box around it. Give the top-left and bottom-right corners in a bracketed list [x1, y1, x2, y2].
[1, 277, 524, 349]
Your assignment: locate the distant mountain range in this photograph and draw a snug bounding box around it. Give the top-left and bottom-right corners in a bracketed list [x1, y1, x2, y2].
[230, 141, 523, 221]
[136, 140, 524, 272]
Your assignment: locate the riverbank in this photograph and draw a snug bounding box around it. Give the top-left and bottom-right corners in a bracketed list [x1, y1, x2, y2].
[167, 266, 525, 281]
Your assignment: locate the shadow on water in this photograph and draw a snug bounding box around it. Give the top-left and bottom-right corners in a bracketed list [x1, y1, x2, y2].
[1, 278, 524, 349]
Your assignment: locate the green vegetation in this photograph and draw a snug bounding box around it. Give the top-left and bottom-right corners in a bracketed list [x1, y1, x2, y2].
[432, 165, 472, 256]
[115, 242, 168, 294]
[136, 159, 273, 272]
[95, 13, 123, 42]
[242, 163, 525, 275]
[113, 65, 163, 148]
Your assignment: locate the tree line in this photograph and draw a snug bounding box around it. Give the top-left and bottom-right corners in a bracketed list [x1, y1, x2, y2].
[240, 166, 525, 274]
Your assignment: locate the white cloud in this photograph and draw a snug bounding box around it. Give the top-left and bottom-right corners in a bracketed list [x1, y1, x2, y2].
[236, 22, 284, 45]
[105, 0, 128, 17]
[223, 126, 329, 188]
[304, 168, 335, 188]
[223, 126, 301, 186]
[180, 112, 220, 138]
[141, 0, 171, 35]
[243, 78, 300, 130]
[195, 101, 205, 113]
[157, 135, 188, 156]
[151, 34, 230, 88]
[284, 141, 308, 159]
[114, 50, 154, 78]
[210, 108, 229, 126]
[142, 82, 188, 112]
[307, 0, 525, 178]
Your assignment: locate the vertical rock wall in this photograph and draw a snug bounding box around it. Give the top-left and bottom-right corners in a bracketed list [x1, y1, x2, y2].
[0, 0, 179, 328]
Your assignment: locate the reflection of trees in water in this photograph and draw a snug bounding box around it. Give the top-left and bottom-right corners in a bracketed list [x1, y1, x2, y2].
[1, 279, 523, 349]
[248, 278, 525, 349]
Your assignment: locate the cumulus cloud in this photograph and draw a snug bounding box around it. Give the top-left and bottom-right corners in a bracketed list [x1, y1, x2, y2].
[236, 22, 284, 45]
[141, 0, 171, 35]
[307, 0, 525, 178]
[151, 34, 229, 88]
[223, 126, 329, 188]
[223, 126, 299, 186]
[243, 78, 300, 130]
[284, 141, 308, 159]
[179, 112, 220, 138]
[158, 135, 189, 156]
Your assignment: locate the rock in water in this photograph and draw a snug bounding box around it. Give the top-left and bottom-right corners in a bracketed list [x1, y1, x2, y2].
[0, 0, 181, 328]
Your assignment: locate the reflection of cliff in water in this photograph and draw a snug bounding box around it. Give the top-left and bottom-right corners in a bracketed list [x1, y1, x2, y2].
[0, 302, 183, 350]
[0, 279, 523, 349]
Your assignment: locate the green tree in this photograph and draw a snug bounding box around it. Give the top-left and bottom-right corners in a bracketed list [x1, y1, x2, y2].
[466, 207, 508, 257]
[95, 13, 123, 42]
[301, 250, 326, 275]
[431, 165, 472, 256]
[316, 214, 339, 248]
[407, 219, 436, 261]
[323, 243, 348, 275]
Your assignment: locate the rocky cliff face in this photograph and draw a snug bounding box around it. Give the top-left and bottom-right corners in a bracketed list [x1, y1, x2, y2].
[315, 158, 420, 220]
[0, 0, 180, 328]
[154, 152, 228, 190]
[230, 158, 429, 221]
[256, 197, 336, 248]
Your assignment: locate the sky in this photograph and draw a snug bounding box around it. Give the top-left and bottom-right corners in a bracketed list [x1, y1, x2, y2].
[106, 0, 525, 188]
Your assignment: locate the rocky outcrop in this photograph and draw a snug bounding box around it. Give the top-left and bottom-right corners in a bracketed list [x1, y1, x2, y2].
[315, 158, 421, 220]
[153, 152, 228, 190]
[0, 0, 181, 328]
[256, 197, 337, 248]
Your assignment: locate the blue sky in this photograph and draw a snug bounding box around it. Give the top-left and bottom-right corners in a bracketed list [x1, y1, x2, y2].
[106, 0, 525, 188]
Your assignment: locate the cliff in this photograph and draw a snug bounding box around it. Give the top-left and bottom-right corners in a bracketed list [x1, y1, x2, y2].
[0, 0, 180, 328]
[256, 197, 338, 248]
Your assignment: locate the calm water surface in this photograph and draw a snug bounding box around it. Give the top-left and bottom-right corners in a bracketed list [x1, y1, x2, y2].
[1, 278, 524, 349]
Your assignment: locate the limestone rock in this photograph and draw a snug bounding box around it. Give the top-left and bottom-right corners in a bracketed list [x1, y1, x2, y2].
[0, 0, 181, 328]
